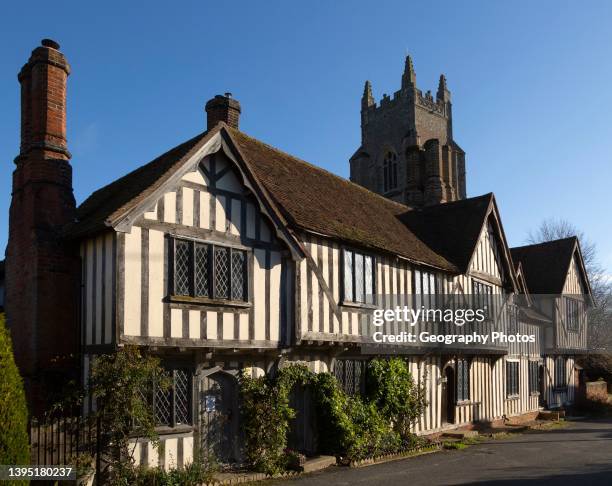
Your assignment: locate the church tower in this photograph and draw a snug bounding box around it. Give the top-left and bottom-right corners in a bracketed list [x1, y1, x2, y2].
[349, 56, 466, 207]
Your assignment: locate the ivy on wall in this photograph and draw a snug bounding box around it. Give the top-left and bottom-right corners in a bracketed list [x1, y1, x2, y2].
[238, 358, 428, 473]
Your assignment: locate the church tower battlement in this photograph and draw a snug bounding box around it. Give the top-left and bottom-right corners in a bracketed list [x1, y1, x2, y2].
[350, 56, 466, 207]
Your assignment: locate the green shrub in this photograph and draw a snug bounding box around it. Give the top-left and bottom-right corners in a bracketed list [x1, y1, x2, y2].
[89, 346, 171, 484]
[366, 357, 428, 439]
[239, 360, 429, 469]
[116, 458, 216, 486]
[0, 313, 30, 469]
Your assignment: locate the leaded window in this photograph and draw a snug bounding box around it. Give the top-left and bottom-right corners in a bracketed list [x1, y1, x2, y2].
[153, 369, 192, 427]
[414, 269, 437, 310]
[214, 246, 230, 299]
[528, 360, 539, 394]
[194, 243, 209, 297]
[565, 298, 580, 332]
[174, 240, 191, 296]
[472, 280, 493, 320]
[507, 304, 519, 334]
[172, 238, 247, 301]
[231, 250, 246, 301]
[343, 249, 375, 304]
[334, 359, 367, 396]
[506, 361, 519, 397]
[555, 357, 567, 389]
[456, 358, 470, 402]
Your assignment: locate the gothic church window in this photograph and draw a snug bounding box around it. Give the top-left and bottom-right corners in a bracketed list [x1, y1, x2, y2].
[383, 152, 398, 192]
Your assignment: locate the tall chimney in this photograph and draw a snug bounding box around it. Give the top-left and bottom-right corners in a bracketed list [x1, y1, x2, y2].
[205, 92, 241, 130]
[6, 39, 78, 413]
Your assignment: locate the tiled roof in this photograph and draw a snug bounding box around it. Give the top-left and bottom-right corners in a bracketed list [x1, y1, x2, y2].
[510, 237, 578, 294]
[70, 124, 500, 273]
[225, 127, 456, 271]
[397, 193, 493, 274]
[70, 128, 218, 237]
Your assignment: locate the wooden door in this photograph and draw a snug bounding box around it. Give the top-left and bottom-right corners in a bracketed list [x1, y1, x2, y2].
[199, 372, 241, 463]
[442, 366, 455, 424]
[287, 384, 317, 456]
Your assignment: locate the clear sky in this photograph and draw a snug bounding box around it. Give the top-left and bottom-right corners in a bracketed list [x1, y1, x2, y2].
[1, 1, 611, 273]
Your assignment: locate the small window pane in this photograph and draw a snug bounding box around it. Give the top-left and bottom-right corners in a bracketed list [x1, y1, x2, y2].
[344, 250, 353, 302]
[414, 270, 422, 309]
[175, 240, 190, 296]
[231, 250, 246, 301]
[154, 382, 172, 426]
[174, 370, 190, 425]
[214, 246, 230, 299]
[195, 243, 210, 297]
[354, 253, 364, 303]
[364, 256, 373, 304]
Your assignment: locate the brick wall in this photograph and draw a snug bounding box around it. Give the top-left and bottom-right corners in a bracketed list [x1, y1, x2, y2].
[5, 40, 79, 414]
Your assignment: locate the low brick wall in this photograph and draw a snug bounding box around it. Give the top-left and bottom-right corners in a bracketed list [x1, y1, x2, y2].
[506, 411, 540, 425]
[586, 381, 608, 402]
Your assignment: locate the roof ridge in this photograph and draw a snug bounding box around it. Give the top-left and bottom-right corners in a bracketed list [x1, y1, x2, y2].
[511, 236, 577, 251]
[226, 126, 413, 213]
[78, 130, 207, 210]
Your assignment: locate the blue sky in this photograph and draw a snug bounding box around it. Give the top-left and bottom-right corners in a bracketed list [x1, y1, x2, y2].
[1, 1, 611, 273]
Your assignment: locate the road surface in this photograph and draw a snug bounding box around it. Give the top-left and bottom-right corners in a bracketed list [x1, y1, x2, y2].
[272, 418, 612, 485]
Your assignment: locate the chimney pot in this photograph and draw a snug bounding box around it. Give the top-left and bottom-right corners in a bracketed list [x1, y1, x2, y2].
[205, 93, 241, 130]
[41, 38, 60, 50]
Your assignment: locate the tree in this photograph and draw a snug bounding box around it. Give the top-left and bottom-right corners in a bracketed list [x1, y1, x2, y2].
[0, 313, 30, 471]
[527, 218, 612, 350]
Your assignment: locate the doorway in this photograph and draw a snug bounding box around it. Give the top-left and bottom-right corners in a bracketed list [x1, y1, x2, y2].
[538, 363, 546, 408]
[199, 370, 241, 464]
[441, 364, 455, 424]
[287, 383, 317, 455]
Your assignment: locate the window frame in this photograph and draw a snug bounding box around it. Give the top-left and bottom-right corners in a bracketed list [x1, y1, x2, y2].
[507, 303, 519, 335]
[413, 268, 438, 311]
[528, 360, 539, 395]
[456, 358, 471, 403]
[341, 248, 376, 306]
[334, 359, 368, 397]
[171, 236, 249, 305]
[152, 367, 193, 429]
[472, 280, 494, 321]
[506, 360, 520, 398]
[554, 356, 567, 390]
[565, 297, 580, 333]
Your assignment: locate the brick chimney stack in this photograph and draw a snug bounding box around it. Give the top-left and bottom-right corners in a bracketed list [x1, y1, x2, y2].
[6, 39, 79, 413]
[205, 93, 241, 130]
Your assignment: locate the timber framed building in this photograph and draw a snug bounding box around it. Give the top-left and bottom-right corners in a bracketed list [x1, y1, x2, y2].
[5, 41, 592, 468]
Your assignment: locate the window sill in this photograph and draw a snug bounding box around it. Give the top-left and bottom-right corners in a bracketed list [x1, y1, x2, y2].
[506, 394, 520, 400]
[340, 301, 377, 310]
[529, 391, 540, 397]
[155, 424, 194, 436]
[456, 400, 472, 406]
[169, 295, 251, 308]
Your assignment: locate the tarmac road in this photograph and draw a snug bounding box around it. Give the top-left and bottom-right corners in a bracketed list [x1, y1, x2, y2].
[271, 418, 612, 485]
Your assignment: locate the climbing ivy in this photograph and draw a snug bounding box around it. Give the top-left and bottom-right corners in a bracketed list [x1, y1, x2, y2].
[238, 358, 428, 471]
[367, 357, 428, 439]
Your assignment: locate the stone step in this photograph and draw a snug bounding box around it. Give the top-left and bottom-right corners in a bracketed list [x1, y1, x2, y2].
[539, 410, 564, 421]
[442, 430, 479, 439]
[301, 455, 337, 473]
